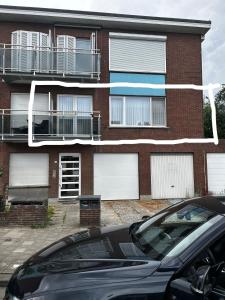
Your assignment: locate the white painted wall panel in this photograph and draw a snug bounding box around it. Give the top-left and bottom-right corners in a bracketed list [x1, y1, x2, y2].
[207, 153, 225, 195]
[9, 153, 49, 186]
[151, 154, 194, 199]
[94, 153, 139, 200]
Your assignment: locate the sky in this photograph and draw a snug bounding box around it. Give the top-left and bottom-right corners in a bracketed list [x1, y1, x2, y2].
[0, 0, 225, 87]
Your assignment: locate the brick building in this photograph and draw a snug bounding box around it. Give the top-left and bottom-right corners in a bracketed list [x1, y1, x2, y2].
[0, 5, 225, 201]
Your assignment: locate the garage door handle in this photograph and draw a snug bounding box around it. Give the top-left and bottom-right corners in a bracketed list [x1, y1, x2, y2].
[170, 185, 175, 188]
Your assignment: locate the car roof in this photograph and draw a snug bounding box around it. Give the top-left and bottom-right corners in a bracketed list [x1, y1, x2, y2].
[183, 196, 225, 215]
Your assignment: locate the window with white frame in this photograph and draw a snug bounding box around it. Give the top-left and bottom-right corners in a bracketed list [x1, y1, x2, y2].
[57, 95, 93, 135]
[110, 96, 166, 127]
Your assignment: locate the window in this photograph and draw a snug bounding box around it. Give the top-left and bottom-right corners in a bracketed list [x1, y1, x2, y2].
[57, 36, 93, 74]
[109, 33, 166, 73]
[110, 96, 166, 127]
[10, 93, 51, 133]
[131, 205, 217, 261]
[57, 95, 92, 135]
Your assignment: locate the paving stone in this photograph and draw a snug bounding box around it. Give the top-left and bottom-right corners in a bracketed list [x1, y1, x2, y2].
[22, 241, 34, 246]
[13, 248, 26, 253]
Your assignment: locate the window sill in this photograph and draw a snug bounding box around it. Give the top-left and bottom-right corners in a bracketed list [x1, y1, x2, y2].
[109, 126, 169, 129]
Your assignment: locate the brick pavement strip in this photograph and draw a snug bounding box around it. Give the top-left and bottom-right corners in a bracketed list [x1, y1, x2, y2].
[0, 200, 170, 290]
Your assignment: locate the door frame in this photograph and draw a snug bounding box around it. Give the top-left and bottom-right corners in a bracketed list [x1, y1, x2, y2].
[58, 153, 81, 199]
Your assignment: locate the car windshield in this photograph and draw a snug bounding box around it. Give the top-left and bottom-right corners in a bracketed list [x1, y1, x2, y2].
[131, 204, 217, 260]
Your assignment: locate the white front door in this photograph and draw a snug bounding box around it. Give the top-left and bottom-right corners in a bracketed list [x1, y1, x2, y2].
[59, 154, 81, 199]
[151, 153, 194, 199]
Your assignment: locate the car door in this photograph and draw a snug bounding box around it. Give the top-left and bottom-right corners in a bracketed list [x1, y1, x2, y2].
[168, 233, 225, 300]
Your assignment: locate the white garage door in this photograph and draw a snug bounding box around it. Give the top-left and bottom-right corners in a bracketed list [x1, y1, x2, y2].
[151, 154, 194, 199]
[207, 153, 225, 195]
[9, 153, 49, 187]
[94, 153, 139, 200]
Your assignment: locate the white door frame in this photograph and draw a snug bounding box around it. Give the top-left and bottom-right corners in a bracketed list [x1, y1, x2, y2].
[58, 153, 81, 199]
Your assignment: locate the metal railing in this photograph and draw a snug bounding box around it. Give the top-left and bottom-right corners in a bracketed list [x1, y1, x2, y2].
[0, 44, 101, 79]
[0, 109, 101, 141]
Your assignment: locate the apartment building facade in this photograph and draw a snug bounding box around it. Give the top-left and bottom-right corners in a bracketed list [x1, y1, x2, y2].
[0, 5, 225, 201]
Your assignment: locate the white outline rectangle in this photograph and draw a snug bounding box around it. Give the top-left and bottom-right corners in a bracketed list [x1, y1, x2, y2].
[28, 81, 221, 147]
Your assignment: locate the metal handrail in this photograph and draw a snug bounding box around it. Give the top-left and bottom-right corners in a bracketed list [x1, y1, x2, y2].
[0, 109, 101, 140]
[0, 43, 100, 53]
[0, 109, 101, 115]
[0, 43, 101, 79]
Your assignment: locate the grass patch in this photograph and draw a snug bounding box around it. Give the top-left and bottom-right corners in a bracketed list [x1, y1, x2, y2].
[47, 205, 55, 224]
[31, 204, 55, 229]
[63, 212, 67, 224]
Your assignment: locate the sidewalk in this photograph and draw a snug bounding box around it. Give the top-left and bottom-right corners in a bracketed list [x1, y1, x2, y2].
[0, 200, 171, 287]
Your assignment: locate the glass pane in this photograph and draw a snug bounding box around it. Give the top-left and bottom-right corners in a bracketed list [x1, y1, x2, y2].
[111, 97, 123, 125]
[58, 95, 74, 134]
[62, 177, 79, 183]
[62, 162, 79, 169]
[134, 205, 216, 260]
[61, 156, 79, 161]
[152, 97, 166, 126]
[76, 39, 91, 50]
[126, 97, 150, 126]
[76, 39, 91, 73]
[62, 183, 79, 190]
[62, 169, 79, 176]
[58, 95, 74, 111]
[77, 96, 92, 114]
[61, 190, 79, 197]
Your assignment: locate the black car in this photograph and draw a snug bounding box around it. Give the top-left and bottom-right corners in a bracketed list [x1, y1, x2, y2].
[4, 196, 225, 300]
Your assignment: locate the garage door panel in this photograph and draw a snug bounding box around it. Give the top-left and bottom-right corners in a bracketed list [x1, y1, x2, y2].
[94, 154, 139, 200]
[207, 154, 225, 195]
[151, 154, 194, 199]
[94, 155, 137, 177]
[9, 153, 49, 187]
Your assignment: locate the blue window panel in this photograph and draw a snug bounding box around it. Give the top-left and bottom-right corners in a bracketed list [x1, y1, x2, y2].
[110, 72, 165, 96]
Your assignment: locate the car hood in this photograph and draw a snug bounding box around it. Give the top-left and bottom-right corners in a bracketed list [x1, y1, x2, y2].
[8, 225, 160, 298]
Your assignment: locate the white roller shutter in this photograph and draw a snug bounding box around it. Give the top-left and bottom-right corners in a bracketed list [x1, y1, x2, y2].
[94, 153, 139, 200]
[151, 154, 194, 199]
[11, 93, 49, 112]
[207, 154, 225, 195]
[9, 153, 49, 187]
[109, 34, 166, 73]
[11, 93, 50, 127]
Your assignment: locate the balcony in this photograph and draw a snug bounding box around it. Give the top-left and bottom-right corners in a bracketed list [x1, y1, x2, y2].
[0, 109, 101, 142]
[0, 44, 101, 83]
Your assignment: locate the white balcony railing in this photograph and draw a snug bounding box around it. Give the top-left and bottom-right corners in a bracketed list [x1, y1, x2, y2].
[0, 44, 101, 79]
[0, 109, 101, 141]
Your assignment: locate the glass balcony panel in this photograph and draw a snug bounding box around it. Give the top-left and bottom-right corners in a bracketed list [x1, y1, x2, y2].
[0, 109, 101, 141]
[0, 44, 100, 79]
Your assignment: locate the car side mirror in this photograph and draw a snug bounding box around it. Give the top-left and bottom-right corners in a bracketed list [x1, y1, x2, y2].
[142, 215, 150, 221]
[191, 265, 212, 296]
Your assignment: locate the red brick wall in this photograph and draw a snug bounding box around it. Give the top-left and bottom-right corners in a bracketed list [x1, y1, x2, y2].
[0, 21, 213, 201]
[0, 21, 204, 139]
[0, 203, 48, 226]
[1, 142, 225, 200]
